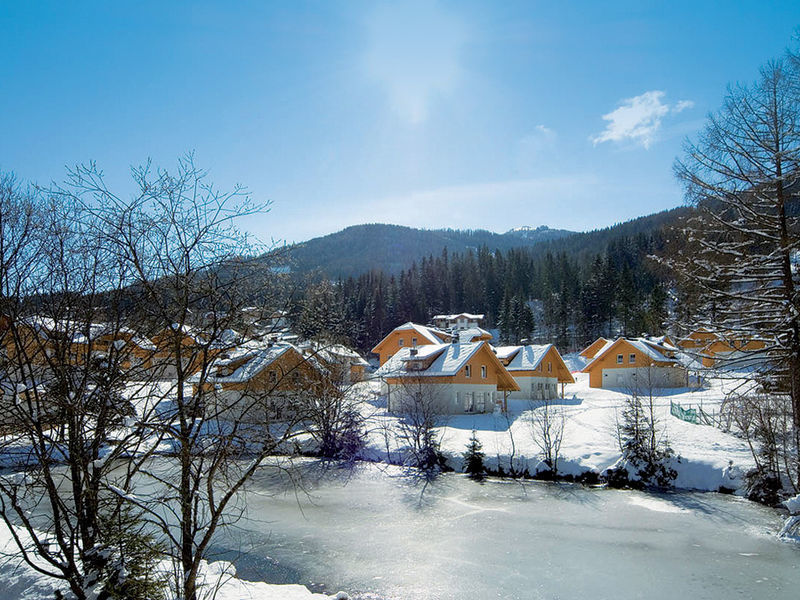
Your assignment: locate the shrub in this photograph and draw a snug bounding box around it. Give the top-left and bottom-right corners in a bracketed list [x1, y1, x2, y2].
[462, 430, 486, 481]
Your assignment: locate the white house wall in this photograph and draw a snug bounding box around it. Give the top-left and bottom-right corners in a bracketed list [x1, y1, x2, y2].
[600, 366, 687, 390]
[385, 382, 503, 415]
[207, 388, 298, 423]
[507, 375, 559, 400]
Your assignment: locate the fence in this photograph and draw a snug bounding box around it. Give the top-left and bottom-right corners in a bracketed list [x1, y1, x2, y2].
[670, 400, 720, 427]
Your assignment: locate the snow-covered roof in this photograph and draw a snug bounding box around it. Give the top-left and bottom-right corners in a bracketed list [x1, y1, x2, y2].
[641, 335, 679, 352]
[189, 341, 297, 384]
[300, 341, 370, 366]
[398, 344, 447, 362]
[493, 346, 520, 361]
[495, 344, 553, 371]
[457, 326, 493, 343]
[584, 339, 615, 366]
[629, 339, 678, 362]
[393, 322, 450, 344]
[583, 337, 679, 372]
[131, 336, 157, 351]
[209, 328, 241, 349]
[374, 342, 484, 378]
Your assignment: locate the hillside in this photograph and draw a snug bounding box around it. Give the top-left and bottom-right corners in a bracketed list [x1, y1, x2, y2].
[283, 223, 574, 279]
[280, 208, 690, 280]
[529, 206, 692, 262]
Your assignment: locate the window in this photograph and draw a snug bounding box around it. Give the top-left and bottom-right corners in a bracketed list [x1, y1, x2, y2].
[268, 370, 277, 384]
[465, 364, 471, 378]
[412, 337, 418, 346]
[464, 392, 475, 412]
[629, 353, 636, 364]
[616, 354, 623, 364]
[398, 338, 404, 347]
[547, 362, 552, 373]
[481, 365, 487, 378]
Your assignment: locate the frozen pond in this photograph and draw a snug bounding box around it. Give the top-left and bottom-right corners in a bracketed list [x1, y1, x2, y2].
[211, 463, 800, 600]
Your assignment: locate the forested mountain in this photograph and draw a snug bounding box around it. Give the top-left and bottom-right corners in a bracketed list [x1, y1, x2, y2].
[291, 207, 694, 354]
[283, 223, 574, 278]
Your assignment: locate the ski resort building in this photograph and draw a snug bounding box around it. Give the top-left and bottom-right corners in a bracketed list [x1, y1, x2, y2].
[494, 344, 575, 401]
[374, 340, 519, 415]
[371, 322, 452, 366]
[299, 341, 370, 383]
[431, 313, 485, 331]
[677, 328, 767, 368]
[190, 341, 328, 423]
[579, 337, 610, 360]
[581, 337, 688, 389]
[150, 324, 242, 379]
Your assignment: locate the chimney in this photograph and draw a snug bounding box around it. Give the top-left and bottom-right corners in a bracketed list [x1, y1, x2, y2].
[410, 347, 418, 357]
[451, 336, 458, 345]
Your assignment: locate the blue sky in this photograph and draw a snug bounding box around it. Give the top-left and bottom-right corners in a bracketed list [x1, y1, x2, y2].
[2, 1, 799, 243]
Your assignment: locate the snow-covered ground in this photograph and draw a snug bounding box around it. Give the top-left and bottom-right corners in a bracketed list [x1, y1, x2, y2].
[0, 369, 772, 598]
[357, 369, 757, 492]
[0, 519, 349, 600]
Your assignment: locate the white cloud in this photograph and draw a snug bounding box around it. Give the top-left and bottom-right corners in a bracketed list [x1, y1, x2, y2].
[591, 91, 693, 149]
[363, 0, 469, 124]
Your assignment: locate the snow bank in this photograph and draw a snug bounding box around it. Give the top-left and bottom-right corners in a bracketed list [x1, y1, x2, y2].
[358, 372, 757, 492]
[783, 494, 800, 515]
[199, 561, 348, 600]
[0, 521, 349, 600]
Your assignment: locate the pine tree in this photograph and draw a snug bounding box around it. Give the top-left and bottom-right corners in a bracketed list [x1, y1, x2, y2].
[462, 430, 486, 481]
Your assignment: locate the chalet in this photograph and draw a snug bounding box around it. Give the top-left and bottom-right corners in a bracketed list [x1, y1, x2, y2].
[374, 340, 519, 415]
[494, 344, 575, 402]
[299, 341, 370, 383]
[62, 324, 157, 375]
[371, 322, 452, 366]
[579, 337, 609, 360]
[581, 337, 687, 389]
[190, 341, 326, 423]
[432, 313, 485, 331]
[150, 324, 240, 378]
[1, 316, 111, 369]
[457, 326, 494, 343]
[677, 328, 767, 368]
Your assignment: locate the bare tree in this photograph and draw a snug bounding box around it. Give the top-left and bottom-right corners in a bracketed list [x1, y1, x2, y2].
[0, 173, 166, 599]
[666, 56, 800, 490]
[493, 409, 522, 477]
[301, 347, 367, 462]
[390, 377, 449, 475]
[57, 157, 306, 600]
[527, 398, 566, 477]
[722, 392, 796, 501]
